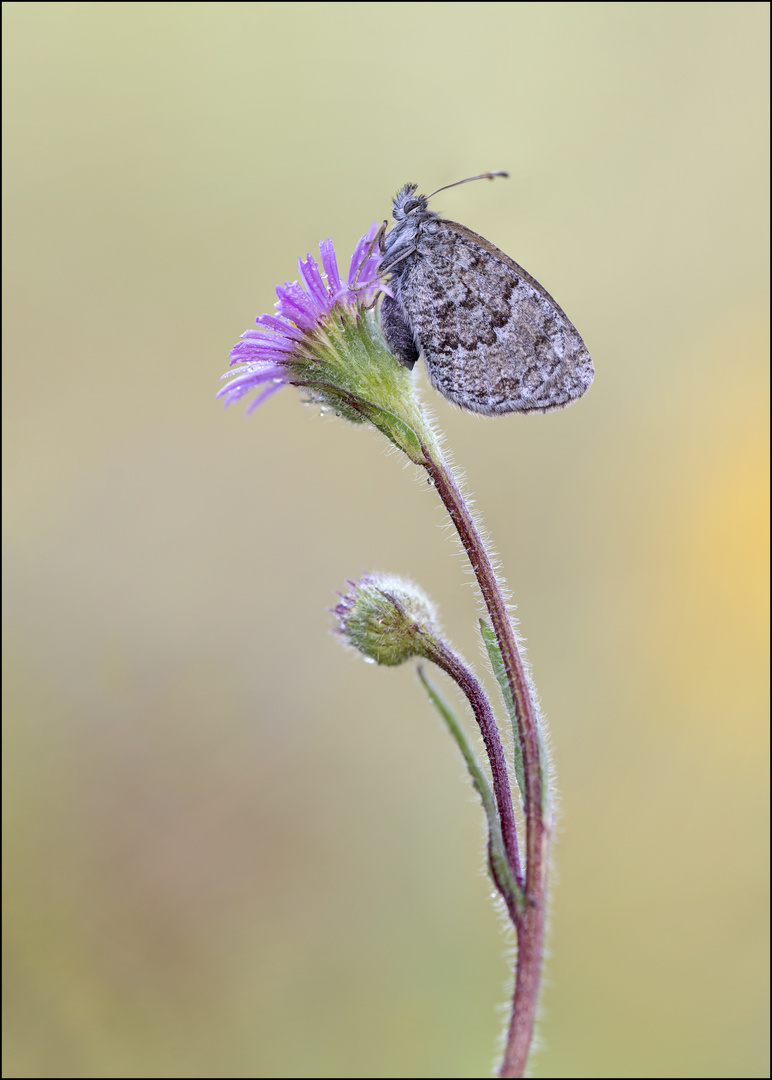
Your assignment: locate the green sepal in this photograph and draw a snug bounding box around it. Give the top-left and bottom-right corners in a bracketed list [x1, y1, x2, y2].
[297, 308, 433, 464]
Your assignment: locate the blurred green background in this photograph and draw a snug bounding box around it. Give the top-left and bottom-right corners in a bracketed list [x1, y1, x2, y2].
[3, 3, 768, 1077]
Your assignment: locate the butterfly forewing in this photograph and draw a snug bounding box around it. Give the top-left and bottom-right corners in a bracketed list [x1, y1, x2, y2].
[392, 219, 592, 416]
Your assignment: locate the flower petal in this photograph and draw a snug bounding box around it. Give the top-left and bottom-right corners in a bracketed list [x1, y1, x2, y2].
[297, 253, 329, 309]
[245, 380, 284, 414]
[275, 281, 322, 329]
[252, 315, 305, 340]
[216, 364, 286, 398]
[347, 222, 382, 289]
[228, 341, 295, 365]
[319, 238, 343, 299]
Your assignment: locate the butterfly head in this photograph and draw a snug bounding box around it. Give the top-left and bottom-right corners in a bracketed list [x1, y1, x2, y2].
[391, 184, 437, 224]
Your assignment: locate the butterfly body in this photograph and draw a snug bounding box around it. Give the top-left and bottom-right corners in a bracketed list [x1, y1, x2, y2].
[379, 183, 594, 416]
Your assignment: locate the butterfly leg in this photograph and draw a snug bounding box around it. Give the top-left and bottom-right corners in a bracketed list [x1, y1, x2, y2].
[374, 220, 389, 252]
[353, 223, 390, 291]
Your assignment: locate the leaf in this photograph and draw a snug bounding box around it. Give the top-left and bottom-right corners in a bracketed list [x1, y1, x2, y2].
[479, 619, 527, 805]
[417, 666, 522, 915]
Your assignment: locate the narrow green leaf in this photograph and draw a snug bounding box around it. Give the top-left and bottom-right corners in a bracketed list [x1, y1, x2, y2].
[417, 666, 522, 914]
[479, 619, 527, 804]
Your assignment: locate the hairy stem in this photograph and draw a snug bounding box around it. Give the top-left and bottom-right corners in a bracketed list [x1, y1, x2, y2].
[416, 667, 523, 919]
[420, 638, 524, 907]
[420, 439, 550, 1080]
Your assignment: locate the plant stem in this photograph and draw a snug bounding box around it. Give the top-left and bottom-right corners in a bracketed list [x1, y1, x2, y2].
[421, 438, 550, 1080]
[421, 638, 524, 907]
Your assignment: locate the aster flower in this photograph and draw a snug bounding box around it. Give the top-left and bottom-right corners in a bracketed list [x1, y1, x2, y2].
[216, 224, 436, 462]
[219, 224, 382, 408]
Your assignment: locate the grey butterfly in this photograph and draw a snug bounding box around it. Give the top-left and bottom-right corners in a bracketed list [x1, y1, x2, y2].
[378, 173, 594, 416]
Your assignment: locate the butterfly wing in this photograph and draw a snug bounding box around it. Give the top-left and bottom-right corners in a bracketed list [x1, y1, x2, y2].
[394, 220, 593, 415]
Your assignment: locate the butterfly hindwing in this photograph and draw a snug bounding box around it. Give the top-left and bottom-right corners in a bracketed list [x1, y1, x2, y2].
[389, 219, 593, 416]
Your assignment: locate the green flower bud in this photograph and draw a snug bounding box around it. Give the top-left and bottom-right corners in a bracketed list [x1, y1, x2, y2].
[332, 574, 442, 667]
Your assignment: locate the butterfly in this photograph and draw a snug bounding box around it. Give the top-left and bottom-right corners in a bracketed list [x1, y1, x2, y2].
[377, 173, 594, 416]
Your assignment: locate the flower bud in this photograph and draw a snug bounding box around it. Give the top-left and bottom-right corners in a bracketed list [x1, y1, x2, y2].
[332, 574, 442, 667]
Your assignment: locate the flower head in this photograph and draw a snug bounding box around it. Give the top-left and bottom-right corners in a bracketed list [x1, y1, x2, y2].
[218, 224, 385, 415]
[218, 224, 434, 463]
[333, 573, 442, 667]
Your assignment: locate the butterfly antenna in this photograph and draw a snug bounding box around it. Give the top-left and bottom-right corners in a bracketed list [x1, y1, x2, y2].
[426, 171, 509, 199]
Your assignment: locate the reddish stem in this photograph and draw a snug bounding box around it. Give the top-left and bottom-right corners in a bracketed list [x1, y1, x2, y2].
[424, 635, 524, 904]
[421, 443, 550, 1079]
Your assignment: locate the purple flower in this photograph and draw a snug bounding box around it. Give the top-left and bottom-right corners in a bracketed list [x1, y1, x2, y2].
[218, 223, 385, 415]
